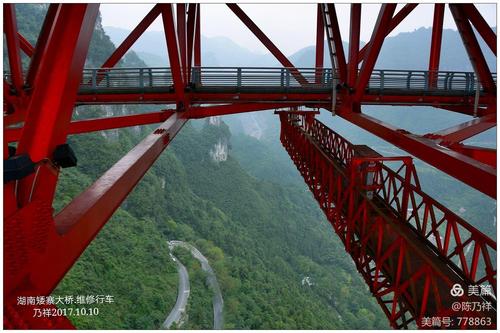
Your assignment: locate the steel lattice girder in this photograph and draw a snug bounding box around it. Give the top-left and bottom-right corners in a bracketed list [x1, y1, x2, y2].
[278, 113, 496, 329]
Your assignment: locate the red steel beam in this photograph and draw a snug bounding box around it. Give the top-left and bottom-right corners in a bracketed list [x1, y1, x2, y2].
[14, 4, 99, 208]
[325, 4, 347, 82]
[5, 110, 175, 143]
[358, 4, 417, 62]
[428, 4, 444, 88]
[461, 4, 496, 55]
[177, 4, 188, 82]
[73, 91, 492, 109]
[315, 4, 324, 84]
[337, 108, 496, 198]
[161, 4, 185, 104]
[25, 4, 59, 90]
[428, 113, 497, 144]
[99, 5, 161, 69]
[226, 3, 308, 85]
[185, 102, 303, 119]
[7, 113, 187, 298]
[354, 4, 397, 101]
[194, 4, 201, 67]
[4, 4, 24, 95]
[18, 32, 34, 57]
[186, 4, 198, 82]
[450, 4, 496, 94]
[448, 143, 496, 168]
[347, 4, 361, 87]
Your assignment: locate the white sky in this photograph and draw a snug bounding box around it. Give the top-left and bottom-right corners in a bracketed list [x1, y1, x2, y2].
[100, 3, 497, 55]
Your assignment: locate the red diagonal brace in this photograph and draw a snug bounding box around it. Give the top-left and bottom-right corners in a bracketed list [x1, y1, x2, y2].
[226, 3, 308, 85]
[354, 4, 396, 101]
[18, 113, 187, 296]
[461, 4, 496, 56]
[18, 32, 34, 57]
[99, 5, 161, 69]
[358, 4, 417, 62]
[186, 4, 198, 82]
[25, 4, 59, 89]
[450, 4, 496, 94]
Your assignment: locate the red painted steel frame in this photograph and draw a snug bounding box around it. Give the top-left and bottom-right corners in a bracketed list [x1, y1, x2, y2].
[5, 113, 187, 328]
[3, 3, 498, 330]
[279, 113, 496, 329]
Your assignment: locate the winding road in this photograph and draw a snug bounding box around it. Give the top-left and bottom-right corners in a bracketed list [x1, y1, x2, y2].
[162, 241, 224, 329]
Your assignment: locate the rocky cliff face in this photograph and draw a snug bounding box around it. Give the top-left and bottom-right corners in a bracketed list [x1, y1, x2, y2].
[208, 117, 228, 162]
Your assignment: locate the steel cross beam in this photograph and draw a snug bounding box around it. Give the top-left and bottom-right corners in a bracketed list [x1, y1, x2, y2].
[226, 3, 308, 85]
[427, 113, 497, 144]
[5, 110, 176, 143]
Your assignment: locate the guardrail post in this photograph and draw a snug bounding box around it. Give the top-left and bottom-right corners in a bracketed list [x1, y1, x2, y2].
[91, 69, 97, 89]
[148, 68, 153, 87]
[286, 68, 291, 88]
[139, 68, 144, 88]
[106, 72, 110, 88]
[237, 68, 242, 88]
[380, 70, 384, 90]
[423, 71, 429, 90]
[406, 71, 412, 89]
[280, 68, 285, 87]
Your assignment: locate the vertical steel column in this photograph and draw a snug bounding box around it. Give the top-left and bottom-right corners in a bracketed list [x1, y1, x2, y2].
[194, 4, 201, 67]
[428, 4, 444, 88]
[347, 4, 361, 88]
[177, 4, 188, 83]
[161, 4, 185, 106]
[315, 4, 324, 84]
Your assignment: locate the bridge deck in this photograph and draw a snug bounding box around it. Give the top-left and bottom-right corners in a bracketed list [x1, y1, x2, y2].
[5, 67, 496, 106]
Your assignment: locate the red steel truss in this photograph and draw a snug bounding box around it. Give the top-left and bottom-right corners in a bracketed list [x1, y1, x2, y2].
[278, 112, 496, 329]
[3, 3, 497, 329]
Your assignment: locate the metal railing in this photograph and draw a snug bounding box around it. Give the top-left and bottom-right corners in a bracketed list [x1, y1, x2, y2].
[4, 67, 496, 95]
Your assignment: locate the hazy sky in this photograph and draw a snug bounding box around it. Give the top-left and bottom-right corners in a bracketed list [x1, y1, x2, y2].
[100, 3, 497, 55]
